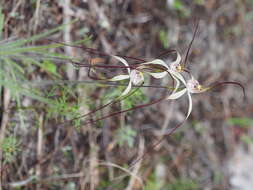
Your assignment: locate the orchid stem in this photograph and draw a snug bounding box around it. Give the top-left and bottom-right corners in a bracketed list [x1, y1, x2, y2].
[183, 20, 199, 68]
[156, 49, 177, 59]
[208, 81, 246, 99]
[48, 39, 146, 62]
[65, 83, 143, 125]
[130, 118, 187, 167]
[82, 95, 167, 126]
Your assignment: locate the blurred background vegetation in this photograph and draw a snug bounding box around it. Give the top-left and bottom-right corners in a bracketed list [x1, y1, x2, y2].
[0, 0, 253, 189]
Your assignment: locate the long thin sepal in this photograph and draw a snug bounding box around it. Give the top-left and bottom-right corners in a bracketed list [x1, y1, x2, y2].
[183, 20, 199, 67]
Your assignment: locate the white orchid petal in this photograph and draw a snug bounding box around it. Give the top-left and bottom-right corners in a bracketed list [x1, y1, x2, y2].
[186, 92, 193, 120]
[112, 55, 130, 74]
[172, 76, 180, 94]
[122, 81, 132, 96]
[148, 71, 168, 79]
[167, 88, 187, 100]
[174, 52, 181, 65]
[141, 59, 169, 78]
[170, 70, 186, 85]
[110, 75, 130, 81]
[142, 59, 169, 70]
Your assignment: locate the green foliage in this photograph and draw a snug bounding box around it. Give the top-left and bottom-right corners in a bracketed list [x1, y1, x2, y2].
[65, 182, 76, 190]
[172, 0, 191, 18]
[0, 7, 4, 39]
[122, 88, 148, 112]
[159, 29, 169, 49]
[227, 117, 253, 128]
[0, 9, 77, 105]
[143, 173, 163, 190]
[103, 85, 148, 115]
[165, 178, 198, 190]
[213, 171, 224, 185]
[1, 136, 20, 163]
[194, 0, 205, 5]
[241, 135, 253, 145]
[46, 86, 81, 126]
[0, 10, 90, 129]
[144, 173, 198, 190]
[192, 120, 207, 134]
[41, 59, 60, 77]
[224, 25, 243, 37]
[227, 116, 253, 148]
[172, 0, 184, 10]
[61, 145, 73, 158]
[98, 178, 125, 190]
[247, 0, 253, 5]
[103, 86, 124, 101]
[116, 126, 137, 148]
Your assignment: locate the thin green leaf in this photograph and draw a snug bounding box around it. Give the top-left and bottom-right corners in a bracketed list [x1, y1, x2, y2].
[0, 43, 66, 56]
[227, 117, 253, 128]
[0, 7, 4, 39]
[2, 57, 25, 74]
[0, 19, 78, 49]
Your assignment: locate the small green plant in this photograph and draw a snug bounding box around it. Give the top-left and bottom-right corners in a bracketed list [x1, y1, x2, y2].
[41, 59, 60, 77]
[194, 0, 205, 5]
[159, 29, 169, 49]
[172, 0, 191, 18]
[116, 126, 137, 148]
[192, 120, 207, 134]
[142, 165, 198, 190]
[46, 85, 82, 126]
[122, 88, 147, 112]
[165, 178, 198, 190]
[247, 0, 253, 5]
[2, 136, 20, 163]
[240, 135, 253, 145]
[0, 7, 91, 129]
[0, 8, 78, 106]
[143, 173, 163, 190]
[227, 117, 253, 128]
[98, 180, 125, 190]
[103, 85, 148, 114]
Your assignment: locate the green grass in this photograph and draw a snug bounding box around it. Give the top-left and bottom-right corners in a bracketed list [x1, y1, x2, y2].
[227, 117, 253, 146]
[2, 136, 20, 164]
[143, 173, 163, 190]
[159, 29, 169, 49]
[165, 178, 198, 190]
[116, 126, 137, 148]
[0, 11, 78, 105]
[0, 7, 94, 129]
[0, 8, 92, 164]
[45, 85, 82, 127]
[172, 0, 191, 18]
[143, 172, 198, 190]
[227, 117, 253, 128]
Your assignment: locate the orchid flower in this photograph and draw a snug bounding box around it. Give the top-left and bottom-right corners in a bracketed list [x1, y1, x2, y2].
[166, 75, 205, 120]
[109, 52, 187, 97]
[166, 72, 246, 121]
[109, 55, 173, 96]
[137, 52, 186, 94]
[109, 56, 144, 96]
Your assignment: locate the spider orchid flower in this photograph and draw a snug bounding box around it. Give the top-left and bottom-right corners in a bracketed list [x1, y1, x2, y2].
[109, 56, 144, 96]
[109, 55, 179, 96]
[167, 76, 206, 120]
[166, 75, 245, 121]
[137, 52, 186, 93]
